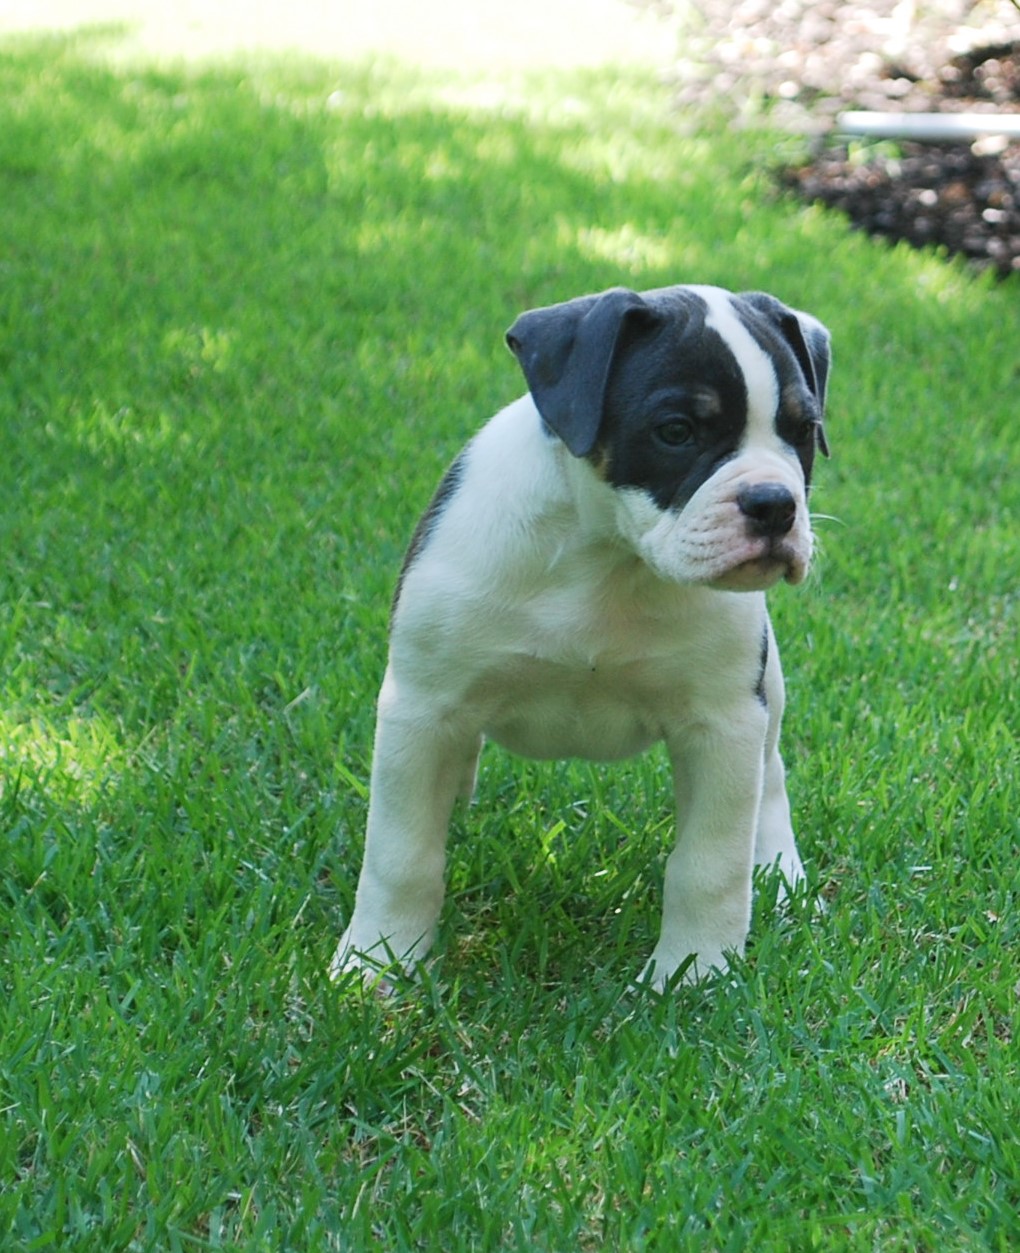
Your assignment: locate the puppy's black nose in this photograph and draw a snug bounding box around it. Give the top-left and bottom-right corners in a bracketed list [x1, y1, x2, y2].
[737, 483, 797, 537]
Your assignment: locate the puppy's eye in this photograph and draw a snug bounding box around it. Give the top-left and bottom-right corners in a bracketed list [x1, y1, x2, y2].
[783, 415, 816, 446]
[655, 418, 695, 448]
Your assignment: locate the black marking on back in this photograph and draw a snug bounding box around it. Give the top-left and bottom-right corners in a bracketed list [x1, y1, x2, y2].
[391, 450, 466, 622]
[755, 621, 769, 708]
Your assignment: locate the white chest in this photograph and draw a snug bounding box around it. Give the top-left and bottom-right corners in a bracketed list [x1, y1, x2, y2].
[459, 569, 763, 762]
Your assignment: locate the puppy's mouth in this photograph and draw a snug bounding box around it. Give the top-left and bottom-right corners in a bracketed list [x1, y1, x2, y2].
[710, 544, 806, 592]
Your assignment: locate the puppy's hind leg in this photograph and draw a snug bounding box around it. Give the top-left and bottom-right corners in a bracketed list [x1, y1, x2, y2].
[455, 736, 483, 805]
[753, 743, 805, 894]
[752, 626, 804, 896]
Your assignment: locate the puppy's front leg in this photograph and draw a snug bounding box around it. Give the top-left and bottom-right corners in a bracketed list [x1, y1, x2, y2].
[330, 668, 481, 981]
[644, 716, 766, 988]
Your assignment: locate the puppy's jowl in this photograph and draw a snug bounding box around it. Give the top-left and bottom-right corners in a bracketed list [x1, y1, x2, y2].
[333, 284, 831, 989]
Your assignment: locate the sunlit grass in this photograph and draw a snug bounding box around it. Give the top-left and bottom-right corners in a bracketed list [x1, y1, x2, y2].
[0, 712, 124, 802]
[0, 0, 669, 73]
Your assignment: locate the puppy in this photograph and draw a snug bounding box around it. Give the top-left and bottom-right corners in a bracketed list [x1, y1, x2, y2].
[331, 283, 830, 989]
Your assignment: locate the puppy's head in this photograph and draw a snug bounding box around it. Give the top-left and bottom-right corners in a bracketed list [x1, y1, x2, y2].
[506, 284, 831, 591]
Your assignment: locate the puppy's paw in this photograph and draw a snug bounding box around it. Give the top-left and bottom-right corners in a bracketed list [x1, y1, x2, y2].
[328, 933, 415, 996]
[637, 945, 730, 992]
[754, 862, 826, 919]
[753, 848, 805, 897]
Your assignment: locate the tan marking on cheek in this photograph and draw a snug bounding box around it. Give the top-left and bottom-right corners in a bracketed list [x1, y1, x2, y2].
[589, 445, 613, 480]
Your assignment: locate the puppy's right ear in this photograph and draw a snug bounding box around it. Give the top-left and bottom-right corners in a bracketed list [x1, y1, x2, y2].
[506, 287, 653, 457]
[740, 291, 832, 457]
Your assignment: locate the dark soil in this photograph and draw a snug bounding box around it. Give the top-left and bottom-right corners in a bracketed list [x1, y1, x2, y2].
[781, 42, 1020, 275]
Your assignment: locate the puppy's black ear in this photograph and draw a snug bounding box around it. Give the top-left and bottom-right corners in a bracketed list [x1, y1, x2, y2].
[741, 292, 832, 457]
[506, 287, 654, 457]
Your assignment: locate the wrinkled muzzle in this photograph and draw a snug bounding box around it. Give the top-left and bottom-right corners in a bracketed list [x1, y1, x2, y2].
[615, 453, 813, 590]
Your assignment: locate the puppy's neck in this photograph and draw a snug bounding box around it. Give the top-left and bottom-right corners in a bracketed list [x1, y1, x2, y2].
[557, 442, 628, 547]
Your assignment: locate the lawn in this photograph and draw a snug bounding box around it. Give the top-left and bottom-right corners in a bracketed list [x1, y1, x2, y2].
[1, 22, 1018, 1253]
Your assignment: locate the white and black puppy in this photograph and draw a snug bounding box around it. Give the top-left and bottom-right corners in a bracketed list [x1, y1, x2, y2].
[332, 284, 831, 989]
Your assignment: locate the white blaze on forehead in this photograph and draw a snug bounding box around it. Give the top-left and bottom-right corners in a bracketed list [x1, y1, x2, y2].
[688, 285, 781, 450]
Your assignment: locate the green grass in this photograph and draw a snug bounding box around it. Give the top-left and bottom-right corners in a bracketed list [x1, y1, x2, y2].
[2, 24, 1018, 1253]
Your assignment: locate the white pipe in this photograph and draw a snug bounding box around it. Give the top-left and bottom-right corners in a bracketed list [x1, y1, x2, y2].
[836, 111, 1020, 141]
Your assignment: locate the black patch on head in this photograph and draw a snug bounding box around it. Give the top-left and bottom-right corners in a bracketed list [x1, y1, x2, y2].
[598, 290, 750, 511]
[755, 621, 769, 707]
[391, 450, 467, 621]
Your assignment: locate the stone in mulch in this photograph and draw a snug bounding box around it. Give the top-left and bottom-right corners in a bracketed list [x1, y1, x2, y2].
[648, 0, 1020, 273]
[782, 41, 1020, 275]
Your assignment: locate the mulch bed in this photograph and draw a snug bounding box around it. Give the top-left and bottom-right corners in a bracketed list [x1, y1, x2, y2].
[780, 42, 1020, 275]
